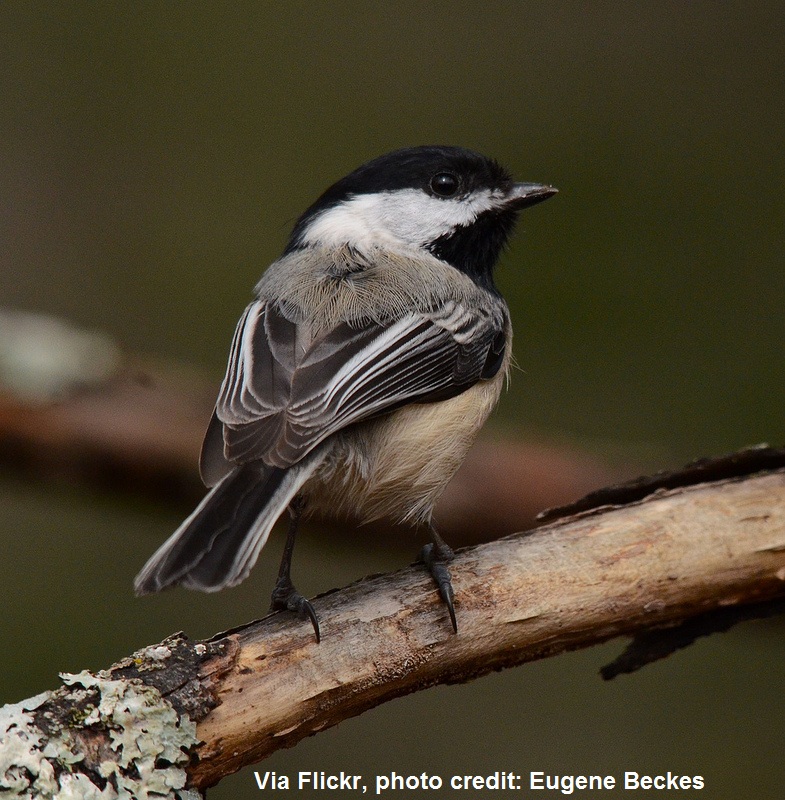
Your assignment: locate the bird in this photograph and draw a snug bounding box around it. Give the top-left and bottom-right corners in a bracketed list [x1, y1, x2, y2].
[134, 145, 557, 641]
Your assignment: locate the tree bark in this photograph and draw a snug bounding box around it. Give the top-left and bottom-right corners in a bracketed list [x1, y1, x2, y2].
[2, 459, 784, 797]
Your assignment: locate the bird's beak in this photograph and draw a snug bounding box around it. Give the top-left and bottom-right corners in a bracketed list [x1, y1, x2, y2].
[506, 182, 558, 209]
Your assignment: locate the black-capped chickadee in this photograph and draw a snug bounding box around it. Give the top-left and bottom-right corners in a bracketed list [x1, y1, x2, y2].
[135, 146, 556, 640]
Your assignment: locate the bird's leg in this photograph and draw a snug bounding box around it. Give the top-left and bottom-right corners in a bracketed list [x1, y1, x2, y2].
[419, 524, 458, 633]
[269, 495, 320, 643]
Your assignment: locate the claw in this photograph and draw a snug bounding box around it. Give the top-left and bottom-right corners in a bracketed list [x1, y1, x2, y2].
[270, 577, 321, 643]
[299, 597, 321, 644]
[419, 542, 458, 633]
[268, 496, 320, 642]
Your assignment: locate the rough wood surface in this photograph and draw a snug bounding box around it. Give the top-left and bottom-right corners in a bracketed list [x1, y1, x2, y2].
[3, 458, 784, 796]
[185, 468, 785, 788]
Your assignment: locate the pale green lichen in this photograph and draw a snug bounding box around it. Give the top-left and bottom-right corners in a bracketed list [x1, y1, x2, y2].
[0, 671, 200, 799]
[0, 692, 59, 795]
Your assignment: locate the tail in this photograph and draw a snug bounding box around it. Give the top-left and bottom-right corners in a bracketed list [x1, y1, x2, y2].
[134, 459, 319, 595]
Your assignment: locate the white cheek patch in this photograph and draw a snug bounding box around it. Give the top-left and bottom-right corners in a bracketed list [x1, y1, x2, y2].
[299, 188, 504, 251]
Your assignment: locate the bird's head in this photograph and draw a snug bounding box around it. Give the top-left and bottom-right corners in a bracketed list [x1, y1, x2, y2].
[285, 145, 556, 288]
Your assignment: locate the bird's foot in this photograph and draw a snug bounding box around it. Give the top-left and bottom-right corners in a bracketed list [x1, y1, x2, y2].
[270, 576, 321, 643]
[419, 541, 458, 633]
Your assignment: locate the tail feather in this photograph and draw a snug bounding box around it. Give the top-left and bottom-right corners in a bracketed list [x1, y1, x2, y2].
[134, 459, 318, 595]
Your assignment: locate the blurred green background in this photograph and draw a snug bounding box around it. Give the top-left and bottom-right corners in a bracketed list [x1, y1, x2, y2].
[1, 2, 784, 798]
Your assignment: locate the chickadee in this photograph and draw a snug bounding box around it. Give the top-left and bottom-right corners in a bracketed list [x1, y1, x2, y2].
[135, 145, 556, 640]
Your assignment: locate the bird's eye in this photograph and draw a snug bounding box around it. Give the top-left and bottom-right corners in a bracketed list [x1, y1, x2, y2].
[429, 172, 460, 198]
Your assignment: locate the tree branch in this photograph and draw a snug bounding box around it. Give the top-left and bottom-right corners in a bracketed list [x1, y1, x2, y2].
[2, 456, 784, 797]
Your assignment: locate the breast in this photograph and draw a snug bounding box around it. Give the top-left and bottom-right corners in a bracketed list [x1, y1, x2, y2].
[304, 373, 505, 527]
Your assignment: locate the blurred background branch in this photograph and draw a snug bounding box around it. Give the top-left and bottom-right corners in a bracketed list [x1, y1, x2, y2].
[0, 308, 628, 546]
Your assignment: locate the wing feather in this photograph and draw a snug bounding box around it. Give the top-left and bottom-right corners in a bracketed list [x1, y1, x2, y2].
[211, 298, 505, 469]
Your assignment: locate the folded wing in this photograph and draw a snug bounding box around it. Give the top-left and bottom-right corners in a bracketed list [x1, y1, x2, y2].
[199, 298, 505, 482]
